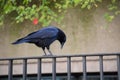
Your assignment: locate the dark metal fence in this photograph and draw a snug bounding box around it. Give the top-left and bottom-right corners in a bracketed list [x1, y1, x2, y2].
[0, 53, 120, 80]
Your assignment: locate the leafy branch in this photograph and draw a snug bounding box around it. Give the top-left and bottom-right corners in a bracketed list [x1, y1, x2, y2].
[0, 0, 119, 26]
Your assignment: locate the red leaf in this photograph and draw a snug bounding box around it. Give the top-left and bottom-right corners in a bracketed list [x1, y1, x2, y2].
[33, 18, 38, 25]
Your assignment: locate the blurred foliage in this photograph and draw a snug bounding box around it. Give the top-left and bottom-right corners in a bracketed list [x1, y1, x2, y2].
[104, 0, 120, 22]
[0, 0, 119, 26]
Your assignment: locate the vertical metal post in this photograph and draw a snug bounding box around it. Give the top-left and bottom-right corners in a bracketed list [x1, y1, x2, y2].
[99, 56, 104, 80]
[117, 55, 120, 80]
[23, 59, 27, 80]
[52, 58, 56, 80]
[8, 59, 13, 80]
[83, 56, 87, 80]
[67, 57, 71, 80]
[37, 58, 42, 80]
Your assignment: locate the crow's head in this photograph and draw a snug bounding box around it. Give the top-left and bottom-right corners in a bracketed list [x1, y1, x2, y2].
[60, 36, 66, 49]
[57, 29, 66, 49]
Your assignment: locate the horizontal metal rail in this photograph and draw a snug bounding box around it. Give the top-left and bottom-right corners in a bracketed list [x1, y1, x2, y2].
[0, 53, 120, 80]
[0, 53, 120, 60]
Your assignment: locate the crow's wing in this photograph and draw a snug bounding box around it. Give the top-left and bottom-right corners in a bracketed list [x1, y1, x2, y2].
[24, 27, 58, 40]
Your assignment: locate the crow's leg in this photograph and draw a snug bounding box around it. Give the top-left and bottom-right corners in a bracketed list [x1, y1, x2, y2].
[42, 47, 47, 55]
[46, 47, 53, 55]
[48, 50, 53, 55]
[43, 50, 47, 55]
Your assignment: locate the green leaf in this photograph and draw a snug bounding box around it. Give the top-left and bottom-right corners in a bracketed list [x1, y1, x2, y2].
[87, 5, 91, 9]
[32, 4, 37, 8]
[104, 13, 115, 22]
[111, 0, 116, 4]
[115, 10, 120, 15]
[4, 2, 15, 14]
[74, 0, 82, 6]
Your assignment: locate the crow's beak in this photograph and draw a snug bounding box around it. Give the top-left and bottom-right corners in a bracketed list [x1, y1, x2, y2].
[61, 42, 64, 49]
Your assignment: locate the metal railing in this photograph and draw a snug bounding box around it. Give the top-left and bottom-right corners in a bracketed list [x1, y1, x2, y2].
[0, 53, 120, 80]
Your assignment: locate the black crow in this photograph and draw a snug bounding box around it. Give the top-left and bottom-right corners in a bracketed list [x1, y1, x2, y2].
[12, 26, 66, 55]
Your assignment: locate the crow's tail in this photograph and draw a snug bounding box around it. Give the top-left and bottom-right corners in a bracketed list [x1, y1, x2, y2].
[12, 38, 28, 44]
